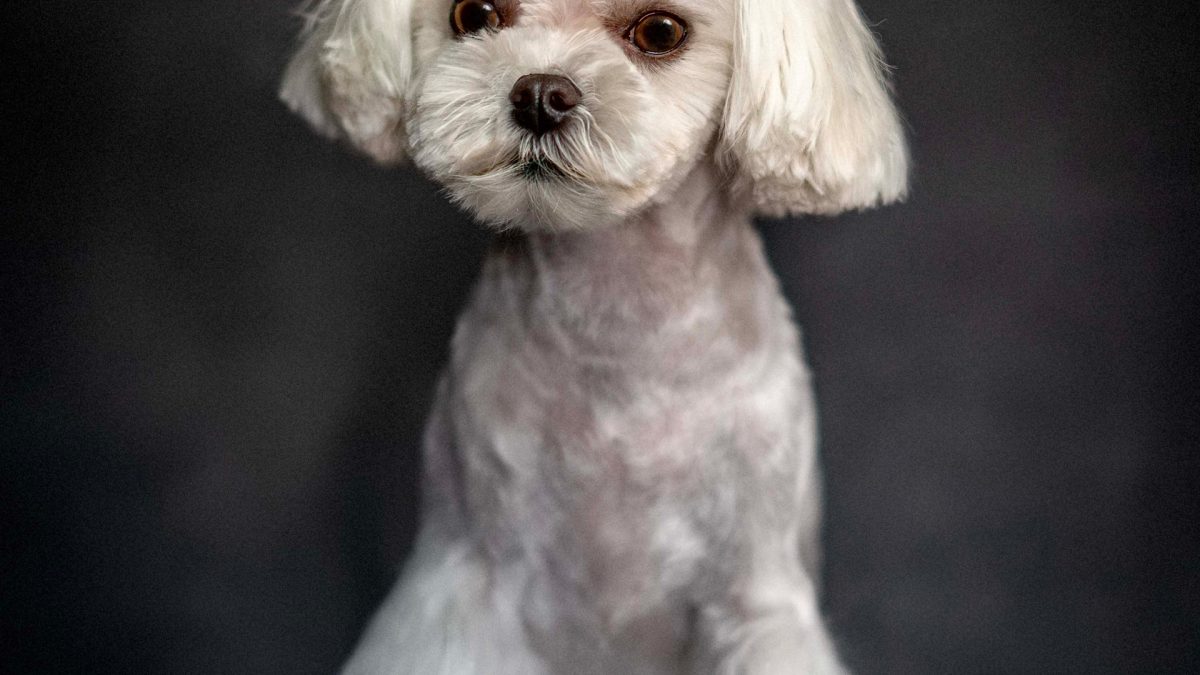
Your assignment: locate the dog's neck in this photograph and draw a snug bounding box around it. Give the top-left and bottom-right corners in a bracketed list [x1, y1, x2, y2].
[476, 161, 787, 375]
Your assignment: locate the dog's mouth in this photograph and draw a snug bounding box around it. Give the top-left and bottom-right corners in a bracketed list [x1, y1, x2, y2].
[494, 151, 568, 181]
[515, 156, 567, 181]
[462, 153, 571, 181]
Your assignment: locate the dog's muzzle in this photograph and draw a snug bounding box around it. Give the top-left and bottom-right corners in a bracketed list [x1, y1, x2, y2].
[509, 74, 581, 137]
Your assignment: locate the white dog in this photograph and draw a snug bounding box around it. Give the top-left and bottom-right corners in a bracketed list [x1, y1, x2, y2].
[281, 0, 906, 672]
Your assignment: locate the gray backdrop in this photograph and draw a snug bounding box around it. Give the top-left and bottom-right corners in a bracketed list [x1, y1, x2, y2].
[5, 0, 1197, 672]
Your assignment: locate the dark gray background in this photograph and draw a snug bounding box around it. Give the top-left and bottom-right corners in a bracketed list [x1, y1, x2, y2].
[4, 0, 1197, 672]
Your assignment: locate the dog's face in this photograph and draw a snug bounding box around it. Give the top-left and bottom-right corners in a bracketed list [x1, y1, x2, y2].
[406, 0, 734, 229]
[282, 0, 909, 229]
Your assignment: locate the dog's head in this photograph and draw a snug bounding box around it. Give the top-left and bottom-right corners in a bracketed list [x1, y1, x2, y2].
[282, 0, 907, 228]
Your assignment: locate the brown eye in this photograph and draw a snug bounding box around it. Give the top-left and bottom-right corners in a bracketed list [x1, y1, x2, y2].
[451, 0, 501, 36]
[629, 12, 688, 56]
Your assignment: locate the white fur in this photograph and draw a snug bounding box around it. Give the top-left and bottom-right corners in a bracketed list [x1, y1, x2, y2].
[282, 0, 908, 672]
[281, 0, 418, 163]
[721, 0, 909, 215]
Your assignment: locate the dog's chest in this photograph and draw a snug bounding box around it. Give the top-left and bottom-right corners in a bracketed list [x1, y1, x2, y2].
[442, 329, 810, 668]
[446, 299, 812, 564]
[425, 230, 820, 668]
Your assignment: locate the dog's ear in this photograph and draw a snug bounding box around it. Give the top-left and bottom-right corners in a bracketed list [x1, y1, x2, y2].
[720, 0, 908, 216]
[280, 0, 417, 165]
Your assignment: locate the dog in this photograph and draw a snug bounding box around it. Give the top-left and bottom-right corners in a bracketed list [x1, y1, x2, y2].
[281, 0, 907, 672]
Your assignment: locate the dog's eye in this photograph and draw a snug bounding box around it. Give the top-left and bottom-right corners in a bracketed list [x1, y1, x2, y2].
[628, 11, 688, 56]
[451, 0, 502, 36]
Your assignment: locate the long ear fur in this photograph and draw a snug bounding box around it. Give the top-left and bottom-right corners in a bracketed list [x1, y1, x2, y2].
[721, 0, 909, 216]
[280, 0, 416, 164]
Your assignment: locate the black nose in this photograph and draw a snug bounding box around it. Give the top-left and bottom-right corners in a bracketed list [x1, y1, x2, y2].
[509, 74, 581, 136]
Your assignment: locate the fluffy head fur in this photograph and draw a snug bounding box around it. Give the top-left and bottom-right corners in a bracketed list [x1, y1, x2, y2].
[281, 0, 908, 228]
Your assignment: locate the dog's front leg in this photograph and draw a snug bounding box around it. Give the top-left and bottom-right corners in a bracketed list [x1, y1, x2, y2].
[689, 560, 846, 675]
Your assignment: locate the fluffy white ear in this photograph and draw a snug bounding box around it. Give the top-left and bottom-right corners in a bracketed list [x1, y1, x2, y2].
[280, 0, 417, 164]
[721, 0, 909, 216]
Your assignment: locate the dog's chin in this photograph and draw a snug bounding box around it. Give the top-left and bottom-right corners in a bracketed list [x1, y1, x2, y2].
[441, 159, 635, 232]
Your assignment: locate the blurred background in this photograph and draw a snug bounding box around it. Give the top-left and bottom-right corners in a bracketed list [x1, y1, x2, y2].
[4, 0, 1197, 672]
